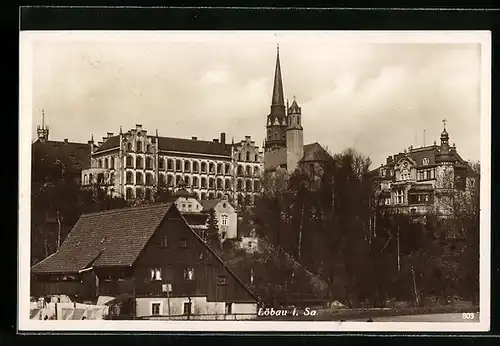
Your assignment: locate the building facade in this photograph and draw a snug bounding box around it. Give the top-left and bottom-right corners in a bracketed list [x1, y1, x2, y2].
[81, 126, 263, 206]
[30, 203, 258, 319]
[368, 123, 477, 219]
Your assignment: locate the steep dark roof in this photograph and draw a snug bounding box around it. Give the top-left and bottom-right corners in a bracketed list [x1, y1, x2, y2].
[32, 139, 91, 173]
[200, 199, 220, 212]
[94, 134, 232, 156]
[31, 203, 173, 274]
[93, 135, 120, 153]
[263, 142, 332, 171]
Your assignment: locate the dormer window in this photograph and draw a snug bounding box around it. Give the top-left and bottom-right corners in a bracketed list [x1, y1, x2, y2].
[423, 157, 430, 165]
[380, 168, 386, 177]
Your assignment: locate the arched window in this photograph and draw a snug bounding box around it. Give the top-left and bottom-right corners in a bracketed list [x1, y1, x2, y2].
[136, 156, 143, 169]
[225, 179, 231, 190]
[167, 174, 174, 186]
[167, 159, 174, 171]
[238, 153, 242, 161]
[136, 172, 143, 185]
[146, 157, 153, 170]
[159, 174, 166, 186]
[193, 161, 199, 173]
[126, 188, 134, 200]
[83, 174, 88, 185]
[246, 180, 252, 192]
[126, 172, 133, 184]
[201, 162, 207, 173]
[254, 154, 258, 162]
[217, 163, 223, 175]
[184, 176, 190, 186]
[110, 157, 115, 169]
[253, 166, 259, 176]
[217, 192, 223, 199]
[126, 155, 133, 168]
[246, 152, 250, 161]
[225, 164, 230, 175]
[176, 175, 182, 186]
[209, 177, 215, 189]
[192, 176, 199, 188]
[221, 214, 228, 226]
[146, 144, 151, 153]
[237, 165, 243, 176]
[98, 159, 103, 168]
[237, 180, 243, 191]
[201, 177, 207, 188]
[237, 194, 244, 205]
[110, 172, 115, 185]
[137, 142, 142, 152]
[201, 192, 207, 200]
[217, 178, 223, 189]
[97, 173, 105, 184]
[254, 180, 260, 191]
[208, 192, 215, 199]
[104, 158, 108, 169]
[184, 161, 191, 172]
[159, 158, 164, 170]
[245, 166, 251, 176]
[146, 173, 153, 186]
[176, 160, 182, 172]
[136, 187, 143, 199]
[209, 163, 215, 174]
[127, 143, 133, 151]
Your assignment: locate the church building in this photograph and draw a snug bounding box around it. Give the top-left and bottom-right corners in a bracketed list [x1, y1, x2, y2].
[263, 45, 332, 174]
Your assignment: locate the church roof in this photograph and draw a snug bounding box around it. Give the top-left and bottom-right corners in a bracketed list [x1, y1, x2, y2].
[263, 143, 332, 172]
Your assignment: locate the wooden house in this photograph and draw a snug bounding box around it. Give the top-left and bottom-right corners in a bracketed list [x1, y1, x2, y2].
[31, 203, 258, 318]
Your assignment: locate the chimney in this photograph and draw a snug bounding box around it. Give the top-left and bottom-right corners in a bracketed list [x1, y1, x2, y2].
[192, 136, 197, 140]
[213, 139, 219, 143]
[386, 156, 393, 164]
[107, 132, 114, 137]
[98, 141, 103, 146]
[220, 132, 226, 144]
[102, 136, 107, 142]
[245, 135, 251, 140]
[136, 124, 143, 130]
[64, 138, 68, 144]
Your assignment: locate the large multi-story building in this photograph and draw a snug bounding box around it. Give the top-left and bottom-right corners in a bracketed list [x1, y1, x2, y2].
[263, 45, 332, 174]
[368, 122, 477, 219]
[81, 127, 263, 205]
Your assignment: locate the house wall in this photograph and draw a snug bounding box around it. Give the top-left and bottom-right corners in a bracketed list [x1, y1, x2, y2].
[175, 196, 203, 213]
[213, 201, 238, 239]
[132, 208, 257, 304]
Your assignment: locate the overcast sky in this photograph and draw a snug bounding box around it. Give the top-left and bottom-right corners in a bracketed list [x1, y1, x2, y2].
[29, 34, 483, 167]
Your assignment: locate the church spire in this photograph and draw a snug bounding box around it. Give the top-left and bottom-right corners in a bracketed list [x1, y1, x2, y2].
[271, 44, 285, 107]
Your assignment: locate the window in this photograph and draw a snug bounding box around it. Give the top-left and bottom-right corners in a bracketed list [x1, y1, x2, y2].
[160, 236, 168, 247]
[209, 163, 215, 174]
[98, 159, 103, 168]
[181, 203, 186, 210]
[136, 172, 143, 185]
[217, 178, 223, 189]
[255, 154, 258, 162]
[201, 162, 207, 173]
[184, 176, 190, 186]
[110, 172, 115, 185]
[209, 177, 215, 189]
[246, 152, 250, 161]
[159, 174, 166, 186]
[151, 303, 161, 316]
[176, 159, 182, 171]
[136, 156, 143, 169]
[126, 188, 134, 200]
[180, 239, 188, 248]
[110, 157, 115, 169]
[380, 168, 385, 177]
[217, 275, 227, 285]
[104, 158, 108, 169]
[254, 166, 259, 176]
[127, 143, 133, 151]
[167, 175, 173, 186]
[146, 157, 153, 169]
[237, 165, 243, 176]
[193, 161, 199, 173]
[118, 271, 125, 282]
[254, 180, 260, 191]
[150, 268, 162, 281]
[146, 173, 153, 185]
[217, 163, 223, 174]
[395, 190, 404, 204]
[225, 179, 232, 190]
[246, 166, 251, 176]
[401, 169, 410, 181]
[221, 214, 228, 226]
[390, 170, 394, 176]
[183, 302, 192, 315]
[137, 142, 142, 152]
[225, 302, 232, 314]
[192, 176, 199, 188]
[146, 144, 151, 153]
[188, 204, 192, 211]
[423, 157, 430, 165]
[424, 194, 430, 202]
[145, 188, 152, 201]
[184, 268, 194, 280]
[167, 159, 174, 171]
[225, 164, 230, 175]
[184, 161, 191, 172]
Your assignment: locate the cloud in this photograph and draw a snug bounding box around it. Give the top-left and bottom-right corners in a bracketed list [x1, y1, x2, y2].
[30, 39, 482, 168]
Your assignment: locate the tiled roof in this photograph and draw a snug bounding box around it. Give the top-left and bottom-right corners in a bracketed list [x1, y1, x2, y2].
[31, 203, 173, 274]
[200, 199, 220, 212]
[94, 135, 232, 156]
[32, 140, 91, 172]
[93, 135, 120, 153]
[263, 142, 332, 171]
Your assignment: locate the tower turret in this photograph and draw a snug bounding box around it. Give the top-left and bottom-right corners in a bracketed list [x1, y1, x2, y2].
[265, 44, 287, 153]
[286, 96, 304, 174]
[36, 109, 49, 142]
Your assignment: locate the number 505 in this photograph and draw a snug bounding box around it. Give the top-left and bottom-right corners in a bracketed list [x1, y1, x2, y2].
[462, 313, 475, 320]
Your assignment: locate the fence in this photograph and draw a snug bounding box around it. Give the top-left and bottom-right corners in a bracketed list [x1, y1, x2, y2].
[139, 312, 257, 320]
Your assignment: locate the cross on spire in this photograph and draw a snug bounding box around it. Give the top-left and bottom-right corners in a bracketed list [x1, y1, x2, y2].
[293, 95, 296, 101]
[442, 118, 447, 129]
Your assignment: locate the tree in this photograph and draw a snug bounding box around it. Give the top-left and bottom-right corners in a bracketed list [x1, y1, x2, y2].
[206, 209, 222, 255]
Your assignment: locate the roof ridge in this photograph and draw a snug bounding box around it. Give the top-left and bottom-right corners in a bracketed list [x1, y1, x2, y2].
[81, 202, 169, 218]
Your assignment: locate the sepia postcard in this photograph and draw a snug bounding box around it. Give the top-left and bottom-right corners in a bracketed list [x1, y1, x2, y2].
[19, 30, 491, 333]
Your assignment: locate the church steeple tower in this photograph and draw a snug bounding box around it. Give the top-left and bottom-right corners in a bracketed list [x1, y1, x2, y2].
[36, 109, 49, 142]
[265, 44, 287, 153]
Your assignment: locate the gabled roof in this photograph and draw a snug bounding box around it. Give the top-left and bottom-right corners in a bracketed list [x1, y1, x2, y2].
[32, 139, 91, 173]
[31, 203, 174, 274]
[200, 199, 220, 212]
[263, 142, 332, 171]
[94, 134, 232, 157]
